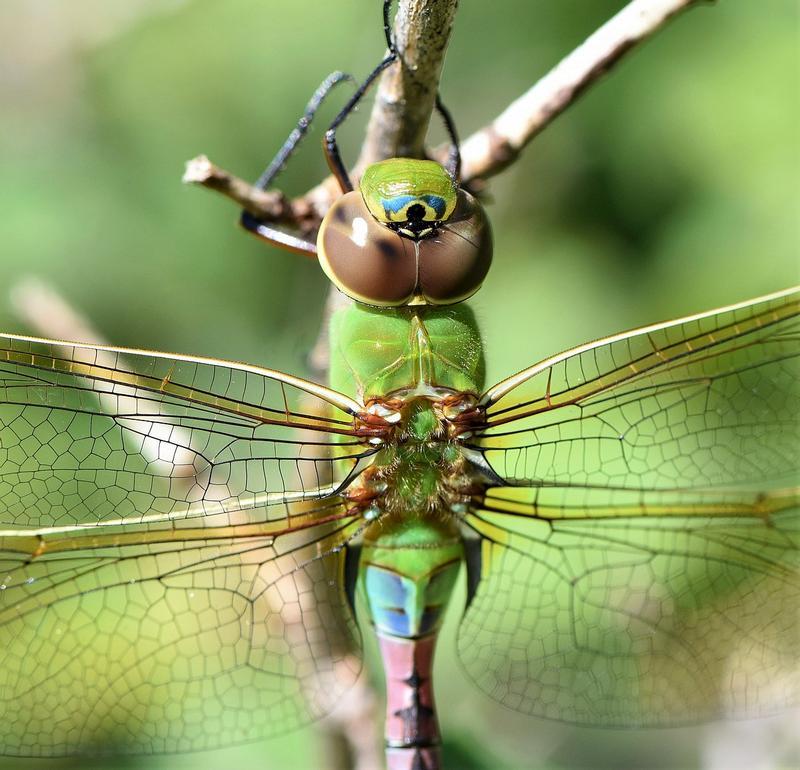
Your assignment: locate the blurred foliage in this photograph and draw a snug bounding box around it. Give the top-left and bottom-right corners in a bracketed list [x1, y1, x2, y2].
[0, 0, 797, 768]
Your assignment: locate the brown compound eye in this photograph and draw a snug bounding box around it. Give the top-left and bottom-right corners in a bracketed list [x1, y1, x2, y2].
[316, 189, 493, 307]
[317, 191, 417, 306]
[417, 189, 492, 305]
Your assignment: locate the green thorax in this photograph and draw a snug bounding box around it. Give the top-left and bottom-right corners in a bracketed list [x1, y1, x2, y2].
[329, 302, 485, 402]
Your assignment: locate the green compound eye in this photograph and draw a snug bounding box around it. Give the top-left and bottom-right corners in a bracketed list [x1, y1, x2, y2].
[359, 159, 458, 238]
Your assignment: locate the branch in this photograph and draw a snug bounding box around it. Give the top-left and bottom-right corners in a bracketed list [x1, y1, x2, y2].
[10, 277, 107, 344]
[357, 0, 459, 167]
[182, 155, 324, 237]
[457, 0, 710, 184]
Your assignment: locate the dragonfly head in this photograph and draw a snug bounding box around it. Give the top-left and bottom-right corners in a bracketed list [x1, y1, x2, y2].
[317, 158, 493, 307]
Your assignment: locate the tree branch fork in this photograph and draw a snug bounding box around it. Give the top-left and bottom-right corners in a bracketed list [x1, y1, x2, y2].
[183, 0, 707, 241]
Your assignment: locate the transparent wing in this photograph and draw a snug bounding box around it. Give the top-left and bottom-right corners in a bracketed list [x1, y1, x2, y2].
[0, 334, 371, 755]
[0, 333, 367, 529]
[459, 288, 800, 725]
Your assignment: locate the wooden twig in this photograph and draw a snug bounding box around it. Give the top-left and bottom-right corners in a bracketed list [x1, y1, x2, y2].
[356, 0, 460, 167]
[183, 155, 324, 237]
[10, 277, 107, 345]
[184, 0, 708, 228]
[456, 0, 709, 183]
[182, 155, 290, 218]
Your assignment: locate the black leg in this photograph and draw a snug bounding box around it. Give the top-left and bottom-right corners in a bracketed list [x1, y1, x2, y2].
[321, 0, 400, 192]
[434, 94, 461, 182]
[382, 0, 395, 52]
[323, 53, 397, 192]
[255, 70, 354, 192]
[240, 211, 318, 256]
[241, 70, 355, 256]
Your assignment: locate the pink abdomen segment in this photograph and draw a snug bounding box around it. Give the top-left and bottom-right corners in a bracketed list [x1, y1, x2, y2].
[379, 633, 441, 770]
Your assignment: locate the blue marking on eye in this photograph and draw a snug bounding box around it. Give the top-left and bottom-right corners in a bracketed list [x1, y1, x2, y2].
[381, 195, 416, 214]
[380, 194, 446, 220]
[422, 195, 446, 219]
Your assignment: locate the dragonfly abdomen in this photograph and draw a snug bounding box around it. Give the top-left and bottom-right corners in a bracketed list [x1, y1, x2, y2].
[358, 513, 464, 770]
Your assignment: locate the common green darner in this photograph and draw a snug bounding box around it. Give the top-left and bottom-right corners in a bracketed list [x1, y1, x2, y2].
[0, 4, 798, 770]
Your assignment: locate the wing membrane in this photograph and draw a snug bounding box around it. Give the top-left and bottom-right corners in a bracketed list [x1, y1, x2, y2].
[0, 334, 369, 531]
[474, 287, 799, 493]
[0, 499, 364, 754]
[459, 288, 800, 724]
[0, 334, 370, 754]
[460, 493, 798, 725]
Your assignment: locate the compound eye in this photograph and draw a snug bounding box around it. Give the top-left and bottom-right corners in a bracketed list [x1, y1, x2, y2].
[316, 189, 492, 307]
[417, 189, 493, 305]
[317, 191, 418, 306]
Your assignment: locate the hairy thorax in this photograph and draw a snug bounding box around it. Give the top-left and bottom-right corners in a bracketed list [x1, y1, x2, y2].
[349, 393, 487, 531]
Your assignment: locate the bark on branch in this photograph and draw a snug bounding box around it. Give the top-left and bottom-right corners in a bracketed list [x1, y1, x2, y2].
[357, 0, 459, 167]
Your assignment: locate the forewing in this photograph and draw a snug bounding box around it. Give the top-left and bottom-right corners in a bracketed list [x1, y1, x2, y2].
[0, 333, 367, 529]
[479, 287, 799, 493]
[459, 288, 800, 725]
[0, 334, 370, 754]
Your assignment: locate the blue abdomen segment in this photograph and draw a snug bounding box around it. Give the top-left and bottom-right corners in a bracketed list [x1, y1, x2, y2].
[358, 518, 464, 767]
[362, 561, 460, 638]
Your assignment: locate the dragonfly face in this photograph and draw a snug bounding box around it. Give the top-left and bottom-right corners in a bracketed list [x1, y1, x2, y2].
[317, 158, 493, 306]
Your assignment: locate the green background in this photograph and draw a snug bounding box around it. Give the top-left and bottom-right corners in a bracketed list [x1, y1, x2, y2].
[0, 1, 796, 768]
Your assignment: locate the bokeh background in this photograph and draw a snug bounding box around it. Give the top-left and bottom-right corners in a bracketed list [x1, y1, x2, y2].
[0, 1, 797, 768]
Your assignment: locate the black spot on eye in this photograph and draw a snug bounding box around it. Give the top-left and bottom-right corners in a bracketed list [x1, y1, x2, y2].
[333, 206, 349, 224]
[407, 203, 426, 222]
[375, 238, 400, 259]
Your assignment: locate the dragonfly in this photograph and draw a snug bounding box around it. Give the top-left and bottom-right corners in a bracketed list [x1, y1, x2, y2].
[0, 4, 798, 770]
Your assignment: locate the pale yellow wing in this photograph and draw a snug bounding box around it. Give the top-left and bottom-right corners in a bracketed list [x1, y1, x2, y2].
[0, 334, 370, 755]
[460, 288, 800, 725]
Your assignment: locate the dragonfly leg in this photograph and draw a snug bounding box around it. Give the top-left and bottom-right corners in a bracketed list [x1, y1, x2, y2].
[240, 70, 355, 256]
[246, 0, 462, 252]
[326, 1, 462, 190]
[323, 0, 398, 193]
[323, 53, 397, 193]
[434, 93, 461, 182]
[239, 212, 318, 256]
